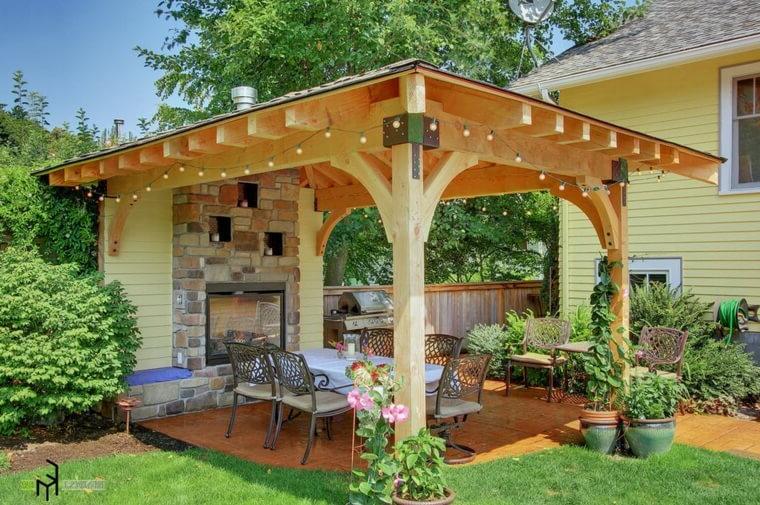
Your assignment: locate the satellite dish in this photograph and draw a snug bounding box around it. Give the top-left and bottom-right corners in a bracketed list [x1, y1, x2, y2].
[508, 0, 555, 24]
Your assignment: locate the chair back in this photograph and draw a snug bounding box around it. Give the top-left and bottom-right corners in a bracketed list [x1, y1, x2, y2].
[225, 342, 276, 397]
[270, 348, 315, 395]
[255, 301, 281, 337]
[638, 326, 689, 367]
[524, 318, 571, 352]
[360, 328, 394, 357]
[437, 354, 492, 411]
[425, 334, 464, 366]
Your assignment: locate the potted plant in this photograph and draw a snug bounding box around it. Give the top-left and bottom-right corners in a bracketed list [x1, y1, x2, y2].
[623, 372, 687, 458]
[392, 428, 454, 505]
[579, 257, 630, 454]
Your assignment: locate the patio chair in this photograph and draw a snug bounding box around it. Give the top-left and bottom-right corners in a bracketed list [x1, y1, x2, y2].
[360, 327, 394, 358]
[269, 349, 351, 465]
[424, 333, 465, 366]
[426, 353, 491, 464]
[224, 342, 279, 448]
[505, 317, 571, 402]
[255, 301, 281, 338]
[631, 326, 689, 380]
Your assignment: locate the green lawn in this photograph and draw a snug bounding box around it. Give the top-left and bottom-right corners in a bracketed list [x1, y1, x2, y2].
[1, 445, 759, 504]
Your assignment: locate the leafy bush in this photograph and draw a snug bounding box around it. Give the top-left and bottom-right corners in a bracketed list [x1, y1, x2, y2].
[0, 247, 140, 434]
[569, 304, 592, 342]
[630, 282, 760, 413]
[467, 311, 533, 378]
[624, 373, 687, 420]
[393, 428, 447, 502]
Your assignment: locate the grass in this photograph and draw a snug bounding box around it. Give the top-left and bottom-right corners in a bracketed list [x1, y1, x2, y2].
[0, 452, 9, 472]
[1, 445, 759, 504]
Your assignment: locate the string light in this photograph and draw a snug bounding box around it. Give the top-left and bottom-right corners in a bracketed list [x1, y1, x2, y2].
[429, 118, 438, 131]
[197, 169, 205, 177]
[620, 181, 626, 188]
[581, 187, 589, 198]
[603, 184, 610, 195]
[145, 185, 152, 192]
[220, 170, 227, 178]
[86, 190, 93, 198]
[244, 165, 251, 175]
[324, 127, 332, 139]
[526, 210, 532, 216]
[132, 193, 138, 201]
[559, 182, 566, 191]
[486, 130, 494, 142]
[538, 171, 546, 181]
[268, 157, 275, 168]
[481, 206, 487, 212]
[75, 185, 80, 190]
[514, 152, 522, 163]
[359, 132, 367, 144]
[115, 195, 121, 203]
[163, 172, 169, 179]
[178, 165, 185, 173]
[295, 144, 304, 155]
[657, 175, 662, 182]
[502, 210, 508, 216]
[392, 117, 401, 129]
[98, 195, 105, 202]
[462, 125, 471, 137]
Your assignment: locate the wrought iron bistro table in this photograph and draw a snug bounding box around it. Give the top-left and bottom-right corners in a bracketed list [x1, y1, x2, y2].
[553, 341, 593, 403]
[298, 348, 444, 394]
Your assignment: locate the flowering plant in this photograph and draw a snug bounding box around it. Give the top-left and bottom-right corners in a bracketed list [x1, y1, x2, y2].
[346, 359, 406, 505]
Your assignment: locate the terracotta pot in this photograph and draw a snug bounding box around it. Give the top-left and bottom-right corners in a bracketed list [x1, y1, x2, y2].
[579, 409, 620, 454]
[623, 417, 676, 458]
[392, 488, 456, 505]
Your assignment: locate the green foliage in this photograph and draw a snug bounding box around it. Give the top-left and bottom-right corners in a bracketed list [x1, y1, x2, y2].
[629, 282, 760, 413]
[624, 373, 687, 420]
[0, 452, 8, 472]
[393, 428, 447, 502]
[581, 256, 629, 411]
[467, 322, 513, 378]
[569, 304, 593, 342]
[0, 248, 141, 434]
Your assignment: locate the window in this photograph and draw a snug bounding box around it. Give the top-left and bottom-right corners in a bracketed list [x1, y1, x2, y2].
[720, 62, 760, 194]
[595, 257, 682, 290]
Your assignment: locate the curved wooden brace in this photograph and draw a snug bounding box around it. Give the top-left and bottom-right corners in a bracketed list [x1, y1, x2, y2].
[107, 198, 136, 256]
[577, 176, 620, 249]
[549, 184, 607, 249]
[330, 153, 394, 241]
[421, 151, 479, 240]
[316, 208, 350, 256]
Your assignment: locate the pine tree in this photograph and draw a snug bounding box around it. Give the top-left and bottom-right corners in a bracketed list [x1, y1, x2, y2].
[10, 70, 29, 119]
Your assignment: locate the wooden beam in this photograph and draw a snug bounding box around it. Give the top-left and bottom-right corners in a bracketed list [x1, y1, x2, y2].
[139, 144, 174, 167]
[118, 152, 147, 171]
[64, 166, 82, 183]
[545, 117, 590, 145]
[107, 198, 135, 256]
[285, 88, 370, 131]
[188, 128, 229, 154]
[578, 175, 620, 249]
[316, 208, 350, 255]
[607, 184, 630, 374]
[585, 127, 617, 152]
[628, 140, 660, 162]
[48, 169, 66, 186]
[316, 165, 353, 186]
[80, 162, 101, 181]
[303, 165, 319, 189]
[516, 109, 564, 137]
[248, 111, 291, 139]
[163, 137, 203, 160]
[216, 118, 255, 147]
[421, 151, 479, 239]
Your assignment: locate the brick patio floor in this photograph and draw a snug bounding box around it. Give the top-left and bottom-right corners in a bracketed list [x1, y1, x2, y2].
[141, 380, 760, 469]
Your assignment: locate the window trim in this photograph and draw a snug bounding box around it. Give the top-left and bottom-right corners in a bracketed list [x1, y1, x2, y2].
[594, 257, 682, 289]
[719, 61, 760, 194]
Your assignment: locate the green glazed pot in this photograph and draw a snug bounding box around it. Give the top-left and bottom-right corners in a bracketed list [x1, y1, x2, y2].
[579, 410, 620, 454]
[624, 417, 675, 458]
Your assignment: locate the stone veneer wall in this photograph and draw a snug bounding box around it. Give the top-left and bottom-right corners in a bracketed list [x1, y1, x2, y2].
[129, 169, 303, 421]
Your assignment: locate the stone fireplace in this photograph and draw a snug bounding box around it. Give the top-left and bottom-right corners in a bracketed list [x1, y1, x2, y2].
[127, 169, 303, 420]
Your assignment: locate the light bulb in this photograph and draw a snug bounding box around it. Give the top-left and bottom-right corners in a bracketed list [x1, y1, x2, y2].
[462, 125, 471, 137]
[115, 195, 121, 203]
[178, 165, 185, 172]
[296, 144, 303, 155]
[481, 207, 487, 212]
[198, 169, 205, 177]
[324, 127, 332, 138]
[86, 190, 93, 198]
[657, 175, 662, 182]
[559, 182, 566, 191]
[582, 188, 589, 198]
[486, 130, 494, 141]
[514, 153, 522, 163]
[146, 185, 152, 192]
[75, 185, 80, 190]
[502, 211, 507, 216]
[268, 157, 275, 168]
[620, 181, 626, 188]
[526, 210, 532, 216]
[163, 172, 169, 179]
[98, 195, 105, 202]
[392, 117, 401, 129]
[244, 166, 251, 175]
[539, 172, 546, 181]
[429, 119, 438, 132]
[220, 170, 227, 178]
[132, 193, 138, 201]
[359, 132, 367, 144]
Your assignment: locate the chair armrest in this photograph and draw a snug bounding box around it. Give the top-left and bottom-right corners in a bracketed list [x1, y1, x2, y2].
[311, 372, 330, 390]
[425, 385, 440, 395]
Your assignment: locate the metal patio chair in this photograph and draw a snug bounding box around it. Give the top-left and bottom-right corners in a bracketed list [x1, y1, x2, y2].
[224, 342, 279, 448]
[360, 327, 394, 357]
[426, 353, 491, 464]
[425, 333, 465, 366]
[505, 317, 571, 402]
[269, 349, 351, 465]
[631, 326, 689, 380]
[255, 301, 281, 338]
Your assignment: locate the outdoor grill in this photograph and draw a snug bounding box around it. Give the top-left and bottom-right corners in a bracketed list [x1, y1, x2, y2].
[322, 290, 394, 347]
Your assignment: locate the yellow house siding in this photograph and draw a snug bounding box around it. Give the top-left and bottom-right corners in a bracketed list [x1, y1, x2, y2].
[298, 188, 324, 349]
[102, 190, 173, 370]
[560, 49, 760, 314]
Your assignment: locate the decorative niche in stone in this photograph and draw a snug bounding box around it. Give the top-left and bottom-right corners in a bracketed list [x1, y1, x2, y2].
[263, 232, 284, 256]
[237, 182, 258, 208]
[209, 216, 232, 243]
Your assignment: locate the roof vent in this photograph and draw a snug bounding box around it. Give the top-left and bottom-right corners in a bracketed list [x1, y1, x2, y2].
[231, 86, 257, 111]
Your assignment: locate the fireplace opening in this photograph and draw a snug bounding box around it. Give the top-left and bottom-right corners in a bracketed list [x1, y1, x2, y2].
[206, 282, 286, 365]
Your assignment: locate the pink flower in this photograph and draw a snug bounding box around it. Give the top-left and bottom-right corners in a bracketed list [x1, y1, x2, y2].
[347, 388, 374, 411]
[381, 404, 409, 424]
[394, 476, 404, 488]
[335, 342, 346, 352]
[635, 349, 645, 360]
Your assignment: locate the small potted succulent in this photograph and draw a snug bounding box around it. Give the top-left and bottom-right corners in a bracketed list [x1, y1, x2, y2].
[578, 257, 630, 454]
[392, 428, 455, 505]
[623, 372, 687, 458]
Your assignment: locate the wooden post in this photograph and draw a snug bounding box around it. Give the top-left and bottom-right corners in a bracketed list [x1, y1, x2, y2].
[607, 184, 629, 369]
[391, 141, 427, 438]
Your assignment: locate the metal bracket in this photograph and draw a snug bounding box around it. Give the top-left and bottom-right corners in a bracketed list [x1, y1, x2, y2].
[382, 113, 439, 149]
[411, 144, 421, 179]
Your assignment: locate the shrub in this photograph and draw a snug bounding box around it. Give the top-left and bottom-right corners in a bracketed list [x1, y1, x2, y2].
[629, 283, 716, 340]
[569, 304, 592, 342]
[624, 373, 687, 420]
[467, 310, 532, 378]
[0, 247, 140, 434]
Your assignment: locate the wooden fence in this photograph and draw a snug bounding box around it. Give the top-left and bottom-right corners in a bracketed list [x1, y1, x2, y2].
[323, 280, 542, 338]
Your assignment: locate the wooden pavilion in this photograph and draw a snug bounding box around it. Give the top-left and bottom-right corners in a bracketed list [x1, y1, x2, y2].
[37, 59, 722, 437]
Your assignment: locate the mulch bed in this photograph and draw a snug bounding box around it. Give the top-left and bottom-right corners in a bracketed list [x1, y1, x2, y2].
[0, 412, 192, 474]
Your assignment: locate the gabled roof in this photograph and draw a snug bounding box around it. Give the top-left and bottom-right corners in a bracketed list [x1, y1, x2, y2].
[511, 0, 760, 94]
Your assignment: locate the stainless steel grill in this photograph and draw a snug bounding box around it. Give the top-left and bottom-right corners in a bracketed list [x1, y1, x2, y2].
[323, 290, 393, 347]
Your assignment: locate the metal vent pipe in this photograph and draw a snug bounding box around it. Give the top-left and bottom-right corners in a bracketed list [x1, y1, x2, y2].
[231, 86, 257, 110]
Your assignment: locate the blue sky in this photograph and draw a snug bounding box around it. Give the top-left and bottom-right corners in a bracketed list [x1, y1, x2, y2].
[1, 1, 574, 136]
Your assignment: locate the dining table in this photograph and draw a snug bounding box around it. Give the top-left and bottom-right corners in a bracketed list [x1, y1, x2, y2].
[298, 348, 444, 394]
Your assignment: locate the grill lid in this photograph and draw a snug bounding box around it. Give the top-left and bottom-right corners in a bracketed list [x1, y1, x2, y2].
[338, 291, 393, 314]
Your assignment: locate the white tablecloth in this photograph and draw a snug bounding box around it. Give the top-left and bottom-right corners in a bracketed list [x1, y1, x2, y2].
[298, 348, 443, 394]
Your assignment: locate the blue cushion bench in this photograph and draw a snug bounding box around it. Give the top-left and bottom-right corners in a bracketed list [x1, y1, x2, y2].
[126, 367, 193, 387]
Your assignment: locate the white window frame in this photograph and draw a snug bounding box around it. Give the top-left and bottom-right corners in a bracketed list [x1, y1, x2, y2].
[719, 61, 760, 194]
[594, 257, 682, 290]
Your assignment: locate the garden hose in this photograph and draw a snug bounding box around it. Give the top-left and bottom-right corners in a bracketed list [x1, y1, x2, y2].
[717, 299, 747, 343]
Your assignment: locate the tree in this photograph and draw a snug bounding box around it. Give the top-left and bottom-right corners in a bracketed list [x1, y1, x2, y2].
[10, 70, 28, 119]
